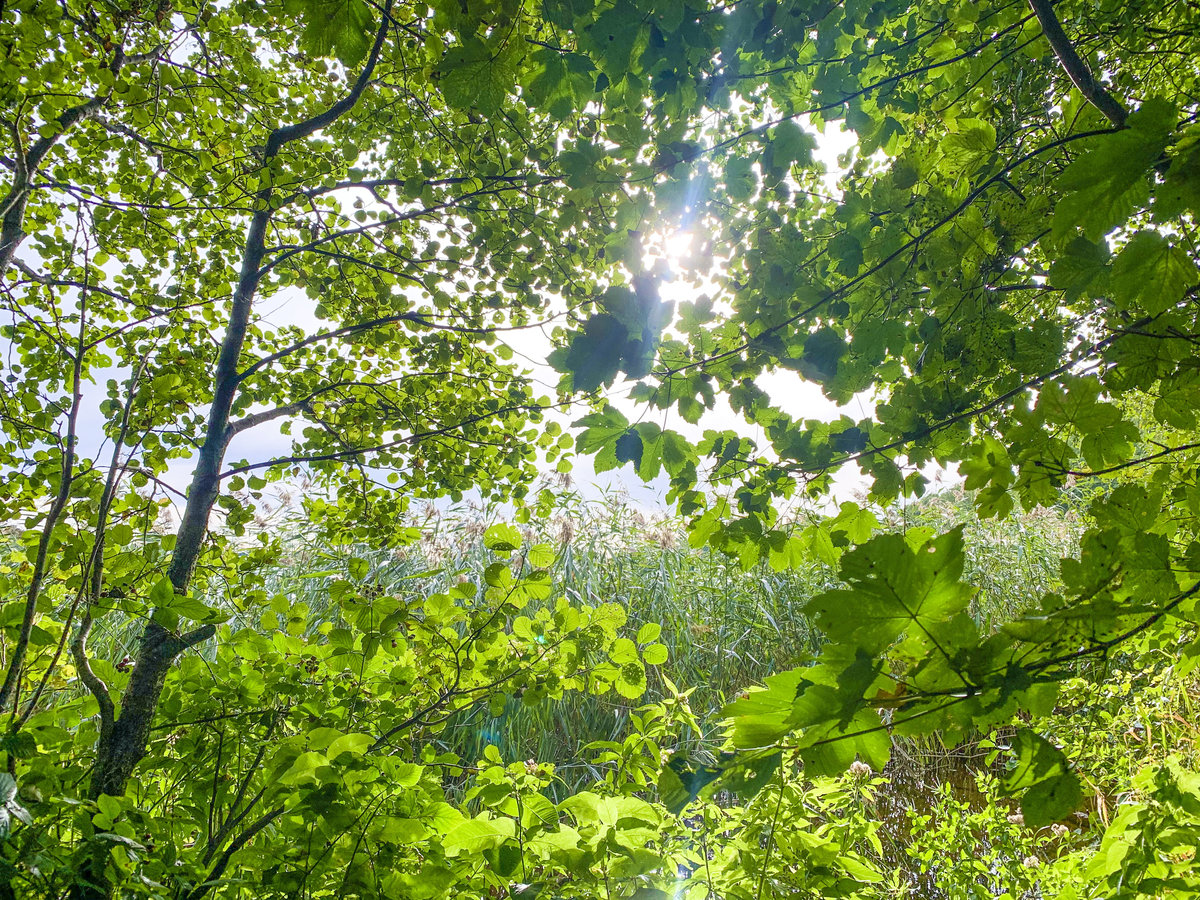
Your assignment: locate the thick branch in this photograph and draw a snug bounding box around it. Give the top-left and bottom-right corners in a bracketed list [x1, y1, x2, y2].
[262, 0, 393, 157]
[167, 0, 394, 594]
[226, 400, 313, 436]
[88, 622, 215, 800]
[0, 84, 116, 275]
[69, 615, 115, 743]
[1028, 0, 1128, 127]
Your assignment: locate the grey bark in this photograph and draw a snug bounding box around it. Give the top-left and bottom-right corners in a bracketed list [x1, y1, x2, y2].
[1028, 0, 1128, 128]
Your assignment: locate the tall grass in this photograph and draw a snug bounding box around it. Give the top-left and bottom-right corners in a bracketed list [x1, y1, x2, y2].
[218, 484, 1076, 791]
[56, 482, 1080, 794]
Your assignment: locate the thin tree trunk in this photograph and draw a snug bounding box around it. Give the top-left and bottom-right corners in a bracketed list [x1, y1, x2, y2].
[0, 295, 87, 715]
[87, 205, 269, 799]
[75, 8, 394, 895]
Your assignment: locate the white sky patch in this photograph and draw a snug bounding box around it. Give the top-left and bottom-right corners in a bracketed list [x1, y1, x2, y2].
[10, 102, 893, 522]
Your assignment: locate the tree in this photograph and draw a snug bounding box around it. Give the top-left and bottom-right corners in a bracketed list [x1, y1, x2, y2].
[3, 0, 1200, 895]
[561, 0, 1200, 826]
[0, 0, 722, 895]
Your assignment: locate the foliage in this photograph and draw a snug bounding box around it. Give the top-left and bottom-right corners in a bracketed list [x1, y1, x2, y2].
[3, 0, 1200, 897]
[0, 526, 671, 897]
[553, 0, 1200, 839]
[339, 487, 1075, 783]
[1063, 762, 1200, 898]
[903, 773, 1052, 900]
[0, 0, 730, 891]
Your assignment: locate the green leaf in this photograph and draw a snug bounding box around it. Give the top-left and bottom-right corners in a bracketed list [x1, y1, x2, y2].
[657, 757, 724, 813]
[1052, 99, 1175, 241]
[554, 315, 628, 392]
[799, 326, 847, 382]
[653, 0, 685, 32]
[609, 637, 638, 665]
[1111, 230, 1199, 314]
[615, 661, 647, 698]
[840, 854, 884, 884]
[1049, 236, 1110, 300]
[278, 750, 326, 786]
[940, 118, 996, 171]
[437, 37, 515, 115]
[575, 405, 632, 472]
[442, 817, 516, 856]
[584, 1, 645, 77]
[772, 121, 816, 169]
[483, 523, 523, 553]
[167, 595, 230, 625]
[827, 233, 863, 277]
[326, 732, 373, 760]
[641, 642, 668, 665]
[1002, 730, 1084, 828]
[720, 751, 781, 801]
[636, 622, 661, 643]
[725, 156, 757, 201]
[149, 576, 175, 608]
[722, 668, 810, 748]
[809, 527, 976, 655]
[285, 0, 375, 66]
[614, 429, 644, 468]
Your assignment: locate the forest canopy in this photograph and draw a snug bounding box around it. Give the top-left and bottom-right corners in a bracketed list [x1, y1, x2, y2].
[1, 0, 1199, 897]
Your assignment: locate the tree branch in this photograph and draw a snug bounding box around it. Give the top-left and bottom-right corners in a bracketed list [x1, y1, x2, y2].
[1056, 440, 1200, 478]
[658, 126, 1120, 379]
[219, 397, 558, 478]
[236, 311, 552, 383]
[69, 615, 115, 744]
[16, 362, 147, 730]
[262, 0, 393, 157]
[0, 284, 88, 716]
[1028, 0, 1128, 127]
[0, 65, 120, 274]
[185, 805, 287, 900]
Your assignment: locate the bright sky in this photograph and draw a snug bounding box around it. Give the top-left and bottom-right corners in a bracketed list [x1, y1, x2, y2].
[219, 119, 867, 513]
[527, 119, 876, 511]
[10, 116, 883, 527]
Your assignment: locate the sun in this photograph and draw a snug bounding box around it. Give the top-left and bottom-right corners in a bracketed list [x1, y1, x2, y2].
[661, 229, 694, 265]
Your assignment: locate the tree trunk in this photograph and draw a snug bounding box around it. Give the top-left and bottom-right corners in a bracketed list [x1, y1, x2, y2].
[76, 9, 393, 894]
